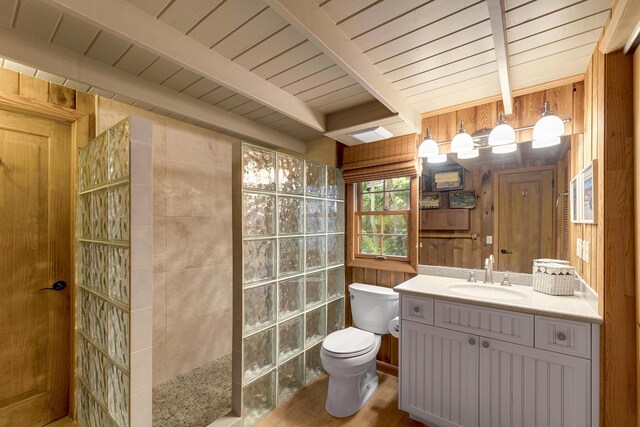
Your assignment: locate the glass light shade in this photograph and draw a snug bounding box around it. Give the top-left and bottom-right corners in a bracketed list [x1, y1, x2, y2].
[492, 143, 517, 154]
[457, 149, 479, 159]
[488, 123, 515, 146]
[450, 132, 474, 154]
[427, 153, 447, 164]
[532, 136, 561, 149]
[418, 137, 439, 158]
[532, 114, 565, 140]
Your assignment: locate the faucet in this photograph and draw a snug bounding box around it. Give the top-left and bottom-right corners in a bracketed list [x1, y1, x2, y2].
[483, 255, 494, 284]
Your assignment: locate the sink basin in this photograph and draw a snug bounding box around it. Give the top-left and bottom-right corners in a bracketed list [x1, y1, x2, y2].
[447, 283, 527, 301]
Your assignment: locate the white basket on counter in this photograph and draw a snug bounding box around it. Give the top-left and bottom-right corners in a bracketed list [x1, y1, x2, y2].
[532, 259, 575, 296]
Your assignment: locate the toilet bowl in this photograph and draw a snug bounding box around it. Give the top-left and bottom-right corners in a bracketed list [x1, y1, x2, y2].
[320, 283, 398, 418]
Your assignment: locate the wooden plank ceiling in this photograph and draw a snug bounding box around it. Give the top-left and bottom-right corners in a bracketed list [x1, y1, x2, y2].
[0, 0, 611, 146]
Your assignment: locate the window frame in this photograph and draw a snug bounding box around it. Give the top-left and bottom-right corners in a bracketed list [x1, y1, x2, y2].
[346, 176, 418, 274]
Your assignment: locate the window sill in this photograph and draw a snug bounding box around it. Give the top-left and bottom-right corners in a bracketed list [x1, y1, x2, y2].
[347, 257, 418, 274]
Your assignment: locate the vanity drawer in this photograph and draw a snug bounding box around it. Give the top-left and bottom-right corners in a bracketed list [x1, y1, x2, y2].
[401, 295, 434, 325]
[534, 316, 591, 358]
[434, 300, 534, 346]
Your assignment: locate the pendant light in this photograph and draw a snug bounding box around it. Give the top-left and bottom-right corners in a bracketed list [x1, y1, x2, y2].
[492, 143, 517, 154]
[458, 149, 479, 159]
[418, 128, 439, 158]
[532, 136, 562, 149]
[532, 101, 564, 144]
[450, 120, 474, 154]
[488, 112, 515, 146]
[427, 153, 447, 164]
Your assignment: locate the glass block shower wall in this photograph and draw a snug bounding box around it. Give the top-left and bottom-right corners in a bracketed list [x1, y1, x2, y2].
[76, 117, 153, 427]
[233, 143, 345, 426]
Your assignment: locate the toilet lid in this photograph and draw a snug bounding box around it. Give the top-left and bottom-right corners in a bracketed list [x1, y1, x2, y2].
[322, 327, 375, 358]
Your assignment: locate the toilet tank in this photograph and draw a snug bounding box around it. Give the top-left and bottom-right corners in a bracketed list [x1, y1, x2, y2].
[349, 283, 399, 334]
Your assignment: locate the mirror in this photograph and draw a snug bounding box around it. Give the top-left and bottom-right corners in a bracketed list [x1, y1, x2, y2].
[418, 136, 571, 273]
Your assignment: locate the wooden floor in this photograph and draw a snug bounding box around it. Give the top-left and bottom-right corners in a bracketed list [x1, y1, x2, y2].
[46, 417, 77, 427]
[256, 372, 426, 427]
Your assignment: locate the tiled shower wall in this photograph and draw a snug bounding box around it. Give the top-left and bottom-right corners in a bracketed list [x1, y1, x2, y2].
[233, 143, 345, 426]
[76, 117, 153, 426]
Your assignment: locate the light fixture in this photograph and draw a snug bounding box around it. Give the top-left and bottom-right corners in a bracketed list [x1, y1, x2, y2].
[492, 143, 517, 154]
[532, 101, 565, 142]
[418, 128, 439, 158]
[348, 126, 393, 143]
[427, 153, 447, 163]
[458, 149, 479, 159]
[532, 136, 562, 149]
[450, 120, 474, 154]
[488, 112, 515, 146]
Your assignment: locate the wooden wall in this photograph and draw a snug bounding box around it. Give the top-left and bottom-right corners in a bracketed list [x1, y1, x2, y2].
[420, 83, 583, 270]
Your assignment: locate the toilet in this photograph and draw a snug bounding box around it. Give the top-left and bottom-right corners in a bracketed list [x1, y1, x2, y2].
[320, 283, 399, 417]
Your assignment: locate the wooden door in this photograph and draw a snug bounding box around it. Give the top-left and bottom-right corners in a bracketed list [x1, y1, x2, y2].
[400, 321, 478, 427]
[0, 110, 72, 426]
[478, 338, 590, 427]
[496, 168, 554, 273]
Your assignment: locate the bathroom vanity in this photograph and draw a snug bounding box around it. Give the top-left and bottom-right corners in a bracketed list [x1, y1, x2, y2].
[394, 273, 602, 427]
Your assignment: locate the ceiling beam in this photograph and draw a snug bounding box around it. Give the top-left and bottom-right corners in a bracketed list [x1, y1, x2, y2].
[265, 0, 422, 134]
[41, 0, 325, 132]
[487, 0, 513, 114]
[600, 0, 640, 53]
[0, 26, 307, 153]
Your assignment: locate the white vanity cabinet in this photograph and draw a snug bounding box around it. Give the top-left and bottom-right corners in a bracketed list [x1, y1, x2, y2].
[399, 296, 598, 427]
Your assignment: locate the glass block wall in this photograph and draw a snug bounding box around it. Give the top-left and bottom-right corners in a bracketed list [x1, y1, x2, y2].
[233, 143, 345, 426]
[76, 117, 153, 426]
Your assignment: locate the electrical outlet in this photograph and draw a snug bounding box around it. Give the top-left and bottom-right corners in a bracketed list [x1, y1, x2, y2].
[576, 238, 583, 259]
[486, 235, 493, 244]
[583, 240, 590, 263]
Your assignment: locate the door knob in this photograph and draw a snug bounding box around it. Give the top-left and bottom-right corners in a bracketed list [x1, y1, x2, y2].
[500, 249, 513, 254]
[468, 338, 476, 345]
[482, 341, 490, 348]
[40, 280, 67, 291]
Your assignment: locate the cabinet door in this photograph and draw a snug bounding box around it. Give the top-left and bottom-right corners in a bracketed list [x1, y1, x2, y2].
[401, 321, 478, 427]
[478, 338, 590, 427]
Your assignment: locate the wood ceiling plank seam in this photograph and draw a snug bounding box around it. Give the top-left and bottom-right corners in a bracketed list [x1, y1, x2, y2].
[110, 42, 134, 68]
[215, 93, 252, 111]
[343, 0, 436, 40]
[184, 0, 228, 36]
[125, 0, 173, 18]
[507, 13, 609, 54]
[211, 5, 270, 49]
[158, 0, 225, 34]
[315, 92, 376, 113]
[243, 106, 277, 121]
[158, 66, 182, 85]
[334, 0, 384, 26]
[506, 0, 611, 41]
[52, 12, 102, 53]
[288, 66, 348, 96]
[297, 77, 358, 103]
[413, 79, 502, 111]
[155, 0, 176, 19]
[357, 0, 486, 55]
[510, 56, 591, 90]
[400, 61, 499, 97]
[136, 55, 160, 76]
[14, 0, 63, 41]
[267, 116, 298, 129]
[509, 42, 595, 72]
[229, 100, 263, 116]
[509, 31, 602, 67]
[506, 0, 585, 28]
[375, 21, 493, 73]
[504, 0, 535, 13]
[8, 0, 19, 28]
[82, 28, 102, 55]
[306, 84, 366, 107]
[382, 32, 493, 77]
[365, 4, 490, 64]
[234, 27, 306, 71]
[391, 49, 497, 89]
[48, 11, 64, 42]
[228, 23, 290, 62]
[320, 0, 377, 23]
[264, 51, 331, 86]
[279, 62, 335, 92]
[161, 68, 203, 92]
[257, 111, 287, 125]
[508, 9, 609, 44]
[113, 45, 158, 75]
[85, 31, 131, 66]
[176, 75, 204, 93]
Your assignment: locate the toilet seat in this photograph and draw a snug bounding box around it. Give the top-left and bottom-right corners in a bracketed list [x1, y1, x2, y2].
[322, 327, 375, 359]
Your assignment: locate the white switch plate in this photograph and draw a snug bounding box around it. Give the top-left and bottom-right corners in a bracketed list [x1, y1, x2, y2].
[576, 238, 583, 259]
[583, 240, 590, 263]
[486, 235, 493, 244]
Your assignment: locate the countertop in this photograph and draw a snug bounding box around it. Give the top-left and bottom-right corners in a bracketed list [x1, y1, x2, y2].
[394, 274, 603, 324]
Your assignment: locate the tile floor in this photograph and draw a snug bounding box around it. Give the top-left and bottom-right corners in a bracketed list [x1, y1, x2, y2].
[255, 371, 426, 426]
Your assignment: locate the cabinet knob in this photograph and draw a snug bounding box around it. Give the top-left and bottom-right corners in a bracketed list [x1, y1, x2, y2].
[482, 341, 490, 348]
[413, 305, 420, 313]
[468, 338, 476, 345]
[557, 332, 567, 342]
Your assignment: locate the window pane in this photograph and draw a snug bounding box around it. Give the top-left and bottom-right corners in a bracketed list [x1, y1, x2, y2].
[383, 236, 408, 257]
[385, 177, 410, 190]
[359, 235, 381, 255]
[383, 215, 408, 234]
[360, 215, 381, 234]
[362, 192, 384, 211]
[362, 180, 384, 193]
[385, 191, 409, 210]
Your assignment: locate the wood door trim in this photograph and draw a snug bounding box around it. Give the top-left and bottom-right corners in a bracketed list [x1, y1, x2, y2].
[0, 91, 84, 123]
[492, 165, 556, 270]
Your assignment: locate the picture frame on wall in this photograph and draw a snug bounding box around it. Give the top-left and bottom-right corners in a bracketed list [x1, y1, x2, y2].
[581, 160, 597, 224]
[420, 192, 440, 209]
[449, 190, 477, 209]
[570, 174, 581, 223]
